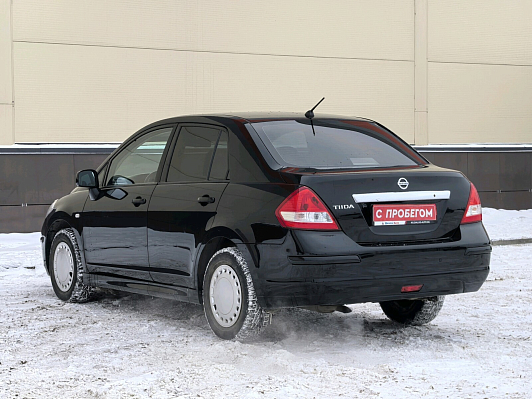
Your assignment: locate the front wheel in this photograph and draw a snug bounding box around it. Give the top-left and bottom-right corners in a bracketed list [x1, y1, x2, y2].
[203, 247, 267, 340]
[379, 296, 445, 326]
[49, 228, 94, 303]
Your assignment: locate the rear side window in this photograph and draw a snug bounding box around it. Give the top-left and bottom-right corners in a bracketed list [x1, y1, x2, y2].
[251, 120, 421, 169]
[209, 130, 228, 181]
[166, 126, 224, 182]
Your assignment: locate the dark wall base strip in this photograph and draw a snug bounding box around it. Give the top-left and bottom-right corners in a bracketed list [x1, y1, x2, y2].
[492, 239, 532, 246]
[0, 150, 530, 233]
[419, 151, 532, 210]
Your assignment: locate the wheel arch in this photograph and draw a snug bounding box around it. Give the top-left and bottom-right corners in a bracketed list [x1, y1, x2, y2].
[196, 237, 235, 305]
[195, 226, 255, 305]
[44, 214, 86, 275]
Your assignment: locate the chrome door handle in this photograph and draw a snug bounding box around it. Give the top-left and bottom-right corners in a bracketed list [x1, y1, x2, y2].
[198, 195, 215, 205]
[132, 196, 147, 206]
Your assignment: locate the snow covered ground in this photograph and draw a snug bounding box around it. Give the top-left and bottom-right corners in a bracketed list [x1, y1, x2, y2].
[482, 208, 532, 241]
[1, 209, 531, 398]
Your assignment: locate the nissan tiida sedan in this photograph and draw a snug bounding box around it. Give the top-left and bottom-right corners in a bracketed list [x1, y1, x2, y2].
[41, 113, 491, 340]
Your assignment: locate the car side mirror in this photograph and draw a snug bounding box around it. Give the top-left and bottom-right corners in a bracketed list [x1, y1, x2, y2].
[76, 169, 98, 188]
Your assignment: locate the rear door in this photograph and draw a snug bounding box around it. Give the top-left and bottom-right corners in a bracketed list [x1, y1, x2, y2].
[148, 125, 229, 287]
[83, 126, 174, 281]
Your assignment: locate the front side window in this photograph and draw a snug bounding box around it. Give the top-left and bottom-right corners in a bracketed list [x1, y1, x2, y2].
[166, 126, 223, 182]
[250, 120, 423, 169]
[106, 127, 173, 186]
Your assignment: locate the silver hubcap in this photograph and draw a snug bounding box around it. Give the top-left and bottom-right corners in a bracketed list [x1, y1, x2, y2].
[209, 264, 242, 327]
[53, 242, 74, 292]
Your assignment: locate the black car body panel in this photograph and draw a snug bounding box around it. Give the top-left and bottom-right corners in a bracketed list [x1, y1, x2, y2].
[253, 223, 489, 308]
[291, 166, 470, 245]
[148, 181, 229, 287]
[42, 113, 490, 311]
[83, 183, 157, 282]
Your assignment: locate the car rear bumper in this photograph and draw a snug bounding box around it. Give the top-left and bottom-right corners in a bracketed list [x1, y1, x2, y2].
[250, 223, 491, 309]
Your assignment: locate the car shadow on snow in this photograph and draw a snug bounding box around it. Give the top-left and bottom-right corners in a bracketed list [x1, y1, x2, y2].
[92, 290, 209, 328]
[256, 307, 454, 347]
[88, 291, 461, 348]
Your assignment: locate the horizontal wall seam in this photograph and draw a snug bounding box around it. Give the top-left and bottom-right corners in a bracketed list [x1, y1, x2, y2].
[13, 40, 415, 63]
[0, 152, 112, 155]
[0, 204, 52, 207]
[1, 149, 531, 154]
[476, 190, 532, 193]
[428, 60, 532, 68]
[419, 149, 532, 153]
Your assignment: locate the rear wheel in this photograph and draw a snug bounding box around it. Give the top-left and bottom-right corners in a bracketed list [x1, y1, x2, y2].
[203, 247, 267, 340]
[49, 228, 94, 303]
[379, 296, 444, 325]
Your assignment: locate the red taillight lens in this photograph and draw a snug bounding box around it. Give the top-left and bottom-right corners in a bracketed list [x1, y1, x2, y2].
[401, 285, 423, 293]
[461, 183, 482, 224]
[275, 186, 340, 230]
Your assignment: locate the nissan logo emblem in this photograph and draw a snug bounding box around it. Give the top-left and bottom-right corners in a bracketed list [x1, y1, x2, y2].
[398, 178, 409, 190]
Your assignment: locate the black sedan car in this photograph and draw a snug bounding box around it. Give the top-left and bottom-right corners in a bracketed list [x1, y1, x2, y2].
[41, 113, 491, 340]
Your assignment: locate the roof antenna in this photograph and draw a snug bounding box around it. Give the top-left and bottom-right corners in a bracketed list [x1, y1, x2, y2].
[305, 97, 325, 120]
[305, 97, 324, 135]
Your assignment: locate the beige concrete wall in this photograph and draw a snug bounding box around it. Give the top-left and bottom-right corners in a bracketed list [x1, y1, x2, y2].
[0, 0, 13, 144]
[13, 42, 414, 143]
[13, 0, 414, 61]
[428, 62, 532, 144]
[427, 0, 532, 144]
[10, 0, 415, 144]
[1, 1, 530, 145]
[414, 0, 428, 145]
[428, 0, 532, 66]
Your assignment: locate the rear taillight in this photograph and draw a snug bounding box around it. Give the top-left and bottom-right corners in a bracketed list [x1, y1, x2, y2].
[275, 186, 340, 230]
[461, 183, 482, 224]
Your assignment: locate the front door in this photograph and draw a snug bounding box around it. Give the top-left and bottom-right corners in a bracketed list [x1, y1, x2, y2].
[148, 125, 229, 287]
[83, 126, 174, 282]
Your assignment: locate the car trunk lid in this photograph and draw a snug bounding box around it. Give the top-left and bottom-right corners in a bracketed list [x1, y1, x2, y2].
[282, 165, 470, 246]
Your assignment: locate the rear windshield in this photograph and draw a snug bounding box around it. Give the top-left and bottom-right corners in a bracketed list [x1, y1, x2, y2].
[250, 120, 422, 169]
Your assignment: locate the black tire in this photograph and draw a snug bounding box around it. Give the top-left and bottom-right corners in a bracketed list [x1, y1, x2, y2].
[203, 247, 267, 340]
[379, 296, 445, 326]
[49, 228, 94, 303]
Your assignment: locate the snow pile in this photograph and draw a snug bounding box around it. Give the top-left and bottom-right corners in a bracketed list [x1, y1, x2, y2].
[482, 208, 532, 241]
[0, 232, 41, 271]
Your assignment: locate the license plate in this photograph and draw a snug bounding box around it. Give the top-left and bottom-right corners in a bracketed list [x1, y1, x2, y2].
[373, 204, 437, 226]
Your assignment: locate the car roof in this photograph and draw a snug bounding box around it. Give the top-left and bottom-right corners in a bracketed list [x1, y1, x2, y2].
[146, 112, 375, 126]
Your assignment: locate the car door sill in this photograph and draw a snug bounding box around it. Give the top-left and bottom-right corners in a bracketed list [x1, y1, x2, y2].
[89, 272, 200, 304]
